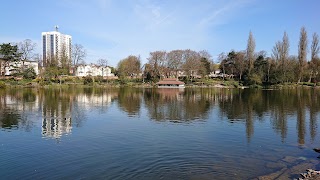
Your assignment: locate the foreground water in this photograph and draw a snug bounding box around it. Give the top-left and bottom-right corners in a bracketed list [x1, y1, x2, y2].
[0, 87, 320, 179]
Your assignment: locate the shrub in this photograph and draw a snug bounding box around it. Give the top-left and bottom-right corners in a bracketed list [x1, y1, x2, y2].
[0, 81, 6, 89]
[23, 68, 36, 79]
[302, 82, 315, 86]
[94, 76, 103, 83]
[83, 76, 93, 85]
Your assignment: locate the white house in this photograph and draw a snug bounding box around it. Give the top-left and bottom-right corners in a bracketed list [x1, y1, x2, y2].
[4, 60, 39, 76]
[75, 64, 114, 77]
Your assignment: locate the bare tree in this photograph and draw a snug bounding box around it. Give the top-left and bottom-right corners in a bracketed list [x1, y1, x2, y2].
[97, 58, 108, 78]
[272, 41, 281, 62]
[167, 50, 183, 77]
[72, 43, 86, 67]
[281, 31, 290, 81]
[272, 32, 290, 83]
[182, 49, 200, 80]
[97, 58, 108, 67]
[309, 32, 320, 82]
[298, 27, 308, 83]
[311, 33, 320, 60]
[147, 51, 167, 79]
[246, 31, 256, 75]
[18, 39, 37, 68]
[235, 51, 246, 81]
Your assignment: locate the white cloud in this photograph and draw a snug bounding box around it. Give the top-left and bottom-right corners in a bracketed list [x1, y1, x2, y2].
[199, 0, 255, 28]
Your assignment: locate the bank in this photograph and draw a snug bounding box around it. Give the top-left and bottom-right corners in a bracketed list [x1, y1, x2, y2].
[0, 77, 319, 89]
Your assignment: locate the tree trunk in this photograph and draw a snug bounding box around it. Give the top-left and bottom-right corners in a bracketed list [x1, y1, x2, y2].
[308, 72, 312, 83]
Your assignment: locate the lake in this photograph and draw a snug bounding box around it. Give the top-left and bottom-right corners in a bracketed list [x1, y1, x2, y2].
[0, 87, 319, 179]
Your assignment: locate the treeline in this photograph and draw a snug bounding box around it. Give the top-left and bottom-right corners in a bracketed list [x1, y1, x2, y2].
[219, 27, 320, 85]
[116, 27, 320, 86]
[117, 49, 213, 81]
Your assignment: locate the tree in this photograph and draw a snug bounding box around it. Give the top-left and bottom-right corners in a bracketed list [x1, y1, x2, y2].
[310, 32, 320, 82]
[143, 63, 154, 82]
[22, 67, 36, 79]
[234, 51, 246, 81]
[97, 58, 108, 79]
[182, 49, 200, 80]
[218, 52, 227, 80]
[281, 32, 290, 82]
[253, 51, 268, 82]
[266, 57, 274, 83]
[199, 57, 211, 78]
[117, 55, 141, 78]
[246, 31, 256, 75]
[147, 51, 167, 79]
[198, 50, 212, 78]
[97, 58, 108, 67]
[18, 39, 36, 68]
[272, 32, 290, 83]
[167, 50, 183, 77]
[72, 44, 86, 68]
[60, 45, 72, 74]
[0, 43, 21, 76]
[297, 27, 308, 83]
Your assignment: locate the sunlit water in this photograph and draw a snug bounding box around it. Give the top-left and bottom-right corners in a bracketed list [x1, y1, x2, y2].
[0, 87, 320, 179]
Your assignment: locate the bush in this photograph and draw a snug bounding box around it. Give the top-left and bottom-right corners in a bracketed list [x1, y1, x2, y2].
[245, 73, 262, 86]
[302, 82, 315, 86]
[83, 76, 93, 85]
[0, 81, 6, 89]
[23, 68, 36, 79]
[221, 80, 241, 88]
[94, 76, 103, 83]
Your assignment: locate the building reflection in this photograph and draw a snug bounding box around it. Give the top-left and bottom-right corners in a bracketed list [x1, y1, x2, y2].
[42, 118, 72, 139]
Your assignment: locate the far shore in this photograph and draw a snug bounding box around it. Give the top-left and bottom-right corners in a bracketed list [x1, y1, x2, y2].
[0, 77, 319, 90]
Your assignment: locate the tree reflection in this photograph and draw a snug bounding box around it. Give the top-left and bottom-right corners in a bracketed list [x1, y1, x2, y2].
[0, 110, 20, 129]
[0, 89, 34, 130]
[143, 88, 216, 122]
[217, 88, 320, 144]
[309, 89, 318, 142]
[117, 88, 141, 116]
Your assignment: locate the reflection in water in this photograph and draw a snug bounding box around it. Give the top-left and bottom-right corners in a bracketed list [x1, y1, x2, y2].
[144, 88, 216, 122]
[42, 118, 72, 139]
[0, 87, 319, 144]
[0, 110, 20, 129]
[0, 87, 118, 138]
[117, 88, 141, 116]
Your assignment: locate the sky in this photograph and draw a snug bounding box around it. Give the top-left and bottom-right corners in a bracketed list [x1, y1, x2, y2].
[0, 0, 319, 66]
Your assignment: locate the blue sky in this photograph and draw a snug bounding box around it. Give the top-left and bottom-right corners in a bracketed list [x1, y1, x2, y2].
[0, 0, 319, 66]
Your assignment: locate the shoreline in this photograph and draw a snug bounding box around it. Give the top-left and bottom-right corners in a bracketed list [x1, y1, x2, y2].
[1, 83, 320, 89]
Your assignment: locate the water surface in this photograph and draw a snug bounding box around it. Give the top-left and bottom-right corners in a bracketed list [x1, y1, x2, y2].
[0, 87, 319, 179]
